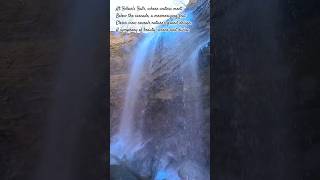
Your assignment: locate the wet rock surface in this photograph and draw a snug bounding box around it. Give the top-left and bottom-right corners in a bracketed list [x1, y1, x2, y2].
[110, 165, 140, 180]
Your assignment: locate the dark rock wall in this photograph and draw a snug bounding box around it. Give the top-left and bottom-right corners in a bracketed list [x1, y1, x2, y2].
[214, 0, 320, 179]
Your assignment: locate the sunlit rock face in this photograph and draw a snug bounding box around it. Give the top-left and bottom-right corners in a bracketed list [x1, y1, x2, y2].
[110, 0, 210, 179]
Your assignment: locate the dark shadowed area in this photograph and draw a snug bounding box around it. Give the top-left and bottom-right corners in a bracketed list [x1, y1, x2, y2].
[0, 0, 108, 180]
[214, 0, 320, 179]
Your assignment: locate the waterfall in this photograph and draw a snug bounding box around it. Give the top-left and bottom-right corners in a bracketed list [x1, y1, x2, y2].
[111, 34, 159, 163]
[110, 1, 210, 178]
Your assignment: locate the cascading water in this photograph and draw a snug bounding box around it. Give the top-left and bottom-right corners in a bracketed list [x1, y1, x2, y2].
[110, 0, 210, 179]
[110, 34, 160, 163]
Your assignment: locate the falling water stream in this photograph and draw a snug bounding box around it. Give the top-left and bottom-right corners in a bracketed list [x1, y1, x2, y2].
[110, 34, 159, 162]
[111, 1, 210, 179]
